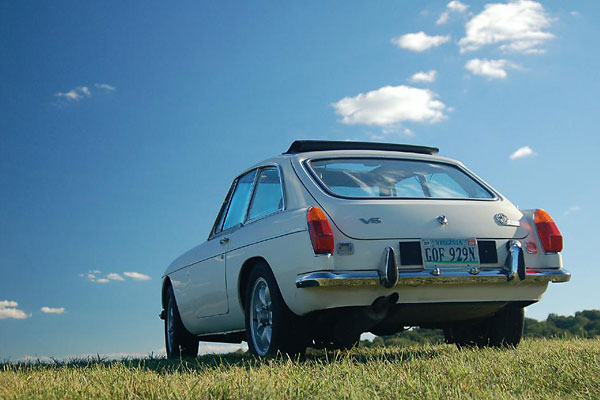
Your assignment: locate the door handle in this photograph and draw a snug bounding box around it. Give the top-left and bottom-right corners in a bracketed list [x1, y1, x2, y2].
[219, 238, 230, 245]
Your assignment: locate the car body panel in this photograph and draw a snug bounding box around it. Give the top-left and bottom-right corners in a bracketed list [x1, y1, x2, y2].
[291, 153, 529, 241]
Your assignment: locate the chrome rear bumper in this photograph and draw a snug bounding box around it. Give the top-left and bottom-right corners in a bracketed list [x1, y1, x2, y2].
[295, 268, 571, 288]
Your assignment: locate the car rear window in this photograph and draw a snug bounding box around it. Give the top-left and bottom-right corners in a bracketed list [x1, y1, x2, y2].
[308, 158, 495, 199]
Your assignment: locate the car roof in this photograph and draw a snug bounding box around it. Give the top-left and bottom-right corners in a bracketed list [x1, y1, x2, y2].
[284, 140, 439, 155]
[243, 141, 465, 176]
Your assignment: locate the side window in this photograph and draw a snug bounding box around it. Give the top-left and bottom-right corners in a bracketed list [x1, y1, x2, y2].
[248, 168, 284, 221]
[212, 183, 235, 235]
[222, 170, 257, 231]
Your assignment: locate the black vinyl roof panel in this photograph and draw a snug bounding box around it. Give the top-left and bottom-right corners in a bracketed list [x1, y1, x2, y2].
[284, 140, 439, 155]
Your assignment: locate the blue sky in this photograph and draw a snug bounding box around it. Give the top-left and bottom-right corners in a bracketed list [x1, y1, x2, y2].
[1, 0, 598, 360]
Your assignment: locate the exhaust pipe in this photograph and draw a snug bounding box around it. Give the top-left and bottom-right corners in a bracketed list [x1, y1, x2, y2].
[372, 292, 399, 313]
[332, 292, 399, 347]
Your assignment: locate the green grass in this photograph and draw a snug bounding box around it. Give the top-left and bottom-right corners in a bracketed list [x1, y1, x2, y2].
[1, 339, 599, 399]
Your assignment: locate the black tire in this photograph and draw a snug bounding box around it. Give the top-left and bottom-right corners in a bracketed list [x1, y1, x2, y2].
[489, 305, 524, 347]
[443, 327, 454, 344]
[244, 261, 306, 357]
[448, 305, 524, 349]
[336, 336, 360, 351]
[165, 285, 199, 359]
[447, 319, 490, 348]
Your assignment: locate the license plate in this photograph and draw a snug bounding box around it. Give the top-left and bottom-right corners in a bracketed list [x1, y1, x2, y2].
[421, 239, 479, 268]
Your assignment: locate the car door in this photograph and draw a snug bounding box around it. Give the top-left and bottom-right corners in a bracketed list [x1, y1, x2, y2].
[188, 169, 258, 319]
[224, 167, 285, 307]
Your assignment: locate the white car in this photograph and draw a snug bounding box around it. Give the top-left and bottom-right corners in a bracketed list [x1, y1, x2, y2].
[160, 140, 570, 357]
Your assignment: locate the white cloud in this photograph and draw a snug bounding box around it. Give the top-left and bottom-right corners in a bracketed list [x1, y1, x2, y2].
[40, 307, 65, 314]
[391, 32, 450, 52]
[84, 270, 102, 283]
[123, 271, 151, 281]
[569, 11, 579, 17]
[437, 1, 469, 24]
[0, 300, 18, 308]
[465, 58, 520, 79]
[409, 70, 437, 83]
[333, 85, 448, 127]
[54, 84, 115, 102]
[564, 206, 581, 215]
[436, 12, 450, 25]
[459, 0, 554, 54]
[106, 273, 125, 281]
[448, 0, 468, 13]
[82, 269, 150, 283]
[0, 300, 30, 320]
[509, 145, 535, 159]
[94, 83, 116, 92]
[54, 86, 91, 101]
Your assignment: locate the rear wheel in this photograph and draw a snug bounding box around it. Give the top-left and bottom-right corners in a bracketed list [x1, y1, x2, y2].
[244, 262, 306, 357]
[446, 319, 490, 348]
[165, 286, 199, 359]
[489, 305, 524, 347]
[313, 335, 360, 351]
[336, 336, 360, 351]
[446, 305, 524, 349]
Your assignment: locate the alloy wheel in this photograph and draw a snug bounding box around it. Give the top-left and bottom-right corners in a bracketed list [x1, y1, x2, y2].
[250, 277, 273, 355]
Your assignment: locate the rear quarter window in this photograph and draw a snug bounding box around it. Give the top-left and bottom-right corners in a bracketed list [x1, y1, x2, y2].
[248, 168, 284, 220]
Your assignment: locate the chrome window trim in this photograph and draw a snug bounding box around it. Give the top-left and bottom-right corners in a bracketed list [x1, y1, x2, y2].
[208, 163, 287, 241]
[302, 157, 501, 202]
[209, 169, 258, 240]
[222, 168, 258, 232]
[209, 179, 238, 239]
[244, 166, 286, 225]
[244, 168, 262, 223]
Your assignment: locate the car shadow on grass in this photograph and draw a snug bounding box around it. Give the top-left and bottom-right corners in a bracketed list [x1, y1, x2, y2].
[2, 345, 453, 373]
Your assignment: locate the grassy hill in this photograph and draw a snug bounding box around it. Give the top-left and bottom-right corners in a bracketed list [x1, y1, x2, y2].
[2, 339, 599, 399]
[364, 309, 600, 348]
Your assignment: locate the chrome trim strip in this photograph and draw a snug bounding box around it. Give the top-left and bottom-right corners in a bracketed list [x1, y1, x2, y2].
[167, 228, 307, 275]
[295, 268, 571, 288]
[227, 227, 307, 254]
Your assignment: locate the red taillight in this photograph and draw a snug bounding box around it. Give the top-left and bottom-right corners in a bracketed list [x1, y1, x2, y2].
[307, 206, 334, 254]
[534, 209, 563, 253]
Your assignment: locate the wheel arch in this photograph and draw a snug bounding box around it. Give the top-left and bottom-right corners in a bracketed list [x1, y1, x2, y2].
[161, 276, 172, 310]
[238, 256, 271, 311]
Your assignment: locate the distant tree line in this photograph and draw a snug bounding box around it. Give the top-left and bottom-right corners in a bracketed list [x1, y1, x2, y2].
[361, 310, 600, 348]
[524, 310, 600, 338]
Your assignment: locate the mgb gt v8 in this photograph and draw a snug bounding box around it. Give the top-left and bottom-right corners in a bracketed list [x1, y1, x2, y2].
[160, 140, 570, 357]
